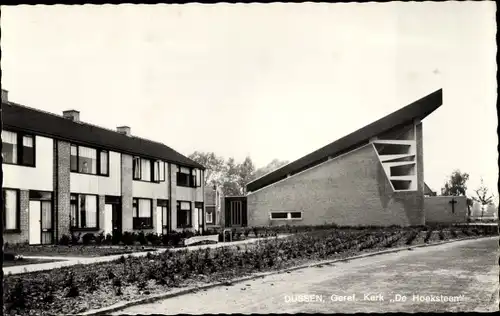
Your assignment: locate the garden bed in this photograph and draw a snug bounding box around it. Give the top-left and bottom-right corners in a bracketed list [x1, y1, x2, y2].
[3, 225, 496, 316]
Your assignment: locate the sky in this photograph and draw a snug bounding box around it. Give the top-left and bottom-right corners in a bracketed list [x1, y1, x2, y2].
[1, 2, 497, 200]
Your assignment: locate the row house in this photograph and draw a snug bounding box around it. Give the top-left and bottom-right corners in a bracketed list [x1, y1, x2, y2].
[2, 89, 205, 245]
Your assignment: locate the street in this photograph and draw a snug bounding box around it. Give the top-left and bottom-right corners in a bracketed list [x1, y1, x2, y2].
[114, 237, 499, 314]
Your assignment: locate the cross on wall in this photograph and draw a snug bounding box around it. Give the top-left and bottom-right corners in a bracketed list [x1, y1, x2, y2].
[449, 198, 457, 214]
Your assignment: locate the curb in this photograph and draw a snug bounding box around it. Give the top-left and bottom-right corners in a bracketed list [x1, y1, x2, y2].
[79, 235, 497, 316]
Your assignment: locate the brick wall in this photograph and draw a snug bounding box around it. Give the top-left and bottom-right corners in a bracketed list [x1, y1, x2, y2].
[170, 163, 178, 231]
[4, 190, 29, 244]
[247, 143, 424, 227]
[425, 196, 468, 224]
[98, 195, 105, 232]
[121, 154, 133, 232]
[56, 140, 71, 240]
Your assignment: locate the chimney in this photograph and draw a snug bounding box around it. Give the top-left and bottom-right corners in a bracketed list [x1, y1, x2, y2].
[2, 89, 8, 102]
[117, 126, 131, 136]
[63, 110, 80, 122]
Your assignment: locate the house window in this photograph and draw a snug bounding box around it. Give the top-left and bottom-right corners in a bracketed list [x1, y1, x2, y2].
[1, 130, 35, 166]
[3, 189, 19, 231]
[192, 169, 202, 187]
[177, 201, 192, 228]
[206, 206, 215, 224]
[70, 144, 108, 176]
[133, 198, 153, 229]
[70, 193, 98, 229]
[177, 167, 192, 187]
[270, 211, 303, 220]
[133, 156, 163, 182]
[141, 159, 151, 181]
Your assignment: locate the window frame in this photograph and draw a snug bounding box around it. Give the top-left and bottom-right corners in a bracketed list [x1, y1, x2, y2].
[176, 200, 192, 228]
[132, 156, 164, 183]
[177, 166, 202, 188]
[70, 143, 109, 177]
[205, 206, 215, 224]
[69, 193, 100, 230]
[132, 197, 153, 229]
[1, 129, 36, 168]
[3, 188, 21, 232]
[269, 211, 303, 221]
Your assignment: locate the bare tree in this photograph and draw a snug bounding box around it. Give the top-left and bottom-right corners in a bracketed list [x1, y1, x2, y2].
[472, 178, 495, 218]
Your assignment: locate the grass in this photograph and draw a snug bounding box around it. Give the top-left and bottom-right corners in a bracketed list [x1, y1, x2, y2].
[3, 258, 65, 267]
[4, 244, 158, 258]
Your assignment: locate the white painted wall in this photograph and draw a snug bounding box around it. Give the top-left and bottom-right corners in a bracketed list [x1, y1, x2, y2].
[71, 151, 121, 195]
[3, 135, 53, 191]
[132, 176, 169, 199]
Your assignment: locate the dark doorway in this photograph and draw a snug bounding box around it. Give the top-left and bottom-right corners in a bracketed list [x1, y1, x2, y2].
[225, 196, 247, 228]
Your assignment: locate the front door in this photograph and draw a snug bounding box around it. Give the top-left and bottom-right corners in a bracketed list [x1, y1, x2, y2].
[29, 201, 41, 245]
[112, 203, 122, 237]
[104, 204, 113, 236]
[195, 202, 204, 233]
[156, 206, 163, 235]
[29, 199, 53, 245]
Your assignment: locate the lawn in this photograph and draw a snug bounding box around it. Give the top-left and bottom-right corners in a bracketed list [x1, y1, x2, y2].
[3, 258, 65, 268]
[3, 225, 496, 316]
[4, 244, 158, 258]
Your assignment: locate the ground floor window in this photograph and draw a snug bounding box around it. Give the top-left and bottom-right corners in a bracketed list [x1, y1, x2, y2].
[269, 211, 303, 220]
[177, 201, 192, 228]
[3, 189, 20, 231]
[70, 193, 98, 229]
[206, 206, 215, 224]
[133, 198, 153, 229]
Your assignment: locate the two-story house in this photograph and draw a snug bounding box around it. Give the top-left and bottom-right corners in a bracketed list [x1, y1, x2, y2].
[2, 89, 205, 245]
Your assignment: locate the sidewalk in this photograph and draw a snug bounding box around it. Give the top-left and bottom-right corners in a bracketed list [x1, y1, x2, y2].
[3, 235, 289, 275]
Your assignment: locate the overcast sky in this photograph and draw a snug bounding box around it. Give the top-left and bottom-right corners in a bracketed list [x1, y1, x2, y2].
[1, 2, 497, 199]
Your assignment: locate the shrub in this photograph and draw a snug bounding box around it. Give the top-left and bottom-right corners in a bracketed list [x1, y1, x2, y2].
[438, 230, 445, 241]
[6, 279, 26, 312]
[122, 231, 137, 245]
[65, 272, 79, 298]
[82, 233, 96, 245]
[450, 229, 458, 238]
[105, 233, 113, 244]
[95, 232, 105, 245]
[70, 232, 82, 245]
[146, 232, 160, 245]
[137, 231, 148, 245]
[59, 234, 71, 246]
[424, 230, 433, 243]
[243, 229, 250, 238]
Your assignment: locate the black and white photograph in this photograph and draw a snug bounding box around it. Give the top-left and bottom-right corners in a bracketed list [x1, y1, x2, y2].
[1, 1, 498, 315]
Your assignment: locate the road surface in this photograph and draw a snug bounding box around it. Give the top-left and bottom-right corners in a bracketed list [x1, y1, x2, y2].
[114, 237, 499, 314]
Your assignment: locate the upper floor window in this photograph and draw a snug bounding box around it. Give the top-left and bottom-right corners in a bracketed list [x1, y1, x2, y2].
[133, 157, 165, 182]
[177, 167, 202, 187]
[70, 144, 108, 176]
[1, 130, 35, 167]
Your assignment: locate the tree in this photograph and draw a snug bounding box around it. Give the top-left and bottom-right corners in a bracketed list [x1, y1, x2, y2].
[472, 178, 495, 218]
[252, 159, 289, 180]
[440, 170, 469, 196]
[221, 157, 242, 196]
[188, 151, 226, 188]
[237, 156, 256, 195]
